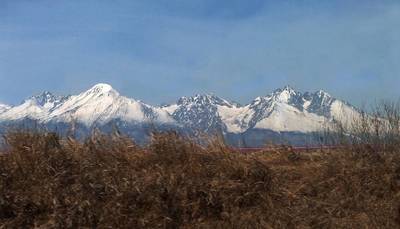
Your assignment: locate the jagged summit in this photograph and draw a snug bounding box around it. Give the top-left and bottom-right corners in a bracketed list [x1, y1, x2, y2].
[29, 91, 69, 109]
[89, 83, 114, 92]
[45, 83, 173, 126]
[32, 91, 55, 100]
[272, 85, 298, 95]
[0, 83, 359, 137]
[177, 93, 233, 107]
[84, 83, 119, 97]
[0, 91, 70, 121]
[270, 86, 301, 104]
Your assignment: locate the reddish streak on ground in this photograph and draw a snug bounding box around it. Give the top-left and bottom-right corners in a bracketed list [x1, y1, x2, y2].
[234, 145, 343, 153]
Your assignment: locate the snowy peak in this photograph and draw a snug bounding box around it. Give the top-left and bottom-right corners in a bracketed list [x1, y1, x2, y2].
[46, 83, 174, 126]
[302, 90, 337, 117]
[238, 86, 358, 133]
[0, 100, 47, 121]
[167, 94, 233, 132]
[249, 86, 302, 109]
[177, 93, 233, 107]
[29, 91, 69, 111]
[0, 84, 360, 135]
[303, 90, 333, 104]
[244, 87, 303, 129]
[84, 83, 119, 97]
[162, 93, 250, 133]
[159, 86, 359, 134]
[0, 103, 11, 114]
[271, 85, 299, 103]
[270, 86, 305, 110]
[0, 91, 68, 121]
[31, 91, 58, 106]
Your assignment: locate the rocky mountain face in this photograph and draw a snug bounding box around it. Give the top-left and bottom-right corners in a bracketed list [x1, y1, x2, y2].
[0, 84, 174, 126]
[162, 86, 358, 134]
[0, 84, 359, 146]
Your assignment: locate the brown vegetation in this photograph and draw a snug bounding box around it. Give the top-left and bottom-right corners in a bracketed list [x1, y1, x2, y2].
[0, 130, 400, 228]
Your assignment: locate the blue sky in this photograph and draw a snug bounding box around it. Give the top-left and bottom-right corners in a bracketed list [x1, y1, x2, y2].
[0, 0, 399, 106]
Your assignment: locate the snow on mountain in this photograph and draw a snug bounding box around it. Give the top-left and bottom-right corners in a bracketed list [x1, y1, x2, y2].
[0, 103, 11, 114]
[0, 91, 67, 121]
[302, 89, 360, 126]
[32, 91, 69, 111]
[0, 100, 46, 121]
[240, 86, 307, 131]
[216, 105, 252, 133]
[253, 102, 326, 132]
[330, 100, 360, 127]
[162, 94, 234, 132]
[303, 90, 335, 117]
[46, 83, 175, 126]
[0, 84, 359, 135]
[245, 86, 357, 132]
[160, 86, 359, 134]
[161, 104, 179, 115]
[162, 93, 255, 133]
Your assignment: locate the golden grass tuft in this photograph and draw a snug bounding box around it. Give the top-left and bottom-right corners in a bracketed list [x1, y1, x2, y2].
[0, 131, 275, 228]
[1, 130, 400, 228]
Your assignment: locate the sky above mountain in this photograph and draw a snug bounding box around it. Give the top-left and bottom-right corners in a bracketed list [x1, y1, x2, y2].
[0, 0, 399, 106]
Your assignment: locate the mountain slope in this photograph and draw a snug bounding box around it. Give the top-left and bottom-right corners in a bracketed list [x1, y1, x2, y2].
[0, 92, 67, 121]
[0, 84, 360, 143]
[162, 94, 232, 133]
[0, 104, 11, 116]
[243, 86, 358, 132]
[161, 86, 358, 134]
[46, 84, 175, 126]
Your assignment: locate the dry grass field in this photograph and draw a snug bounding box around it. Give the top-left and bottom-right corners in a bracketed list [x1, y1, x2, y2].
[0, 130, 400, 228]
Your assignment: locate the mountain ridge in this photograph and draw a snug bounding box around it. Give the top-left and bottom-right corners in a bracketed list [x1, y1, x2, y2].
[0, 83, 359, 145]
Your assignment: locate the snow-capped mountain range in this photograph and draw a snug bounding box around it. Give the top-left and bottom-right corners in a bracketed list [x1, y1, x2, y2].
[162, 85, 358, 133]
[0, 83, 359, 145]
[0, 84, 174, 126]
